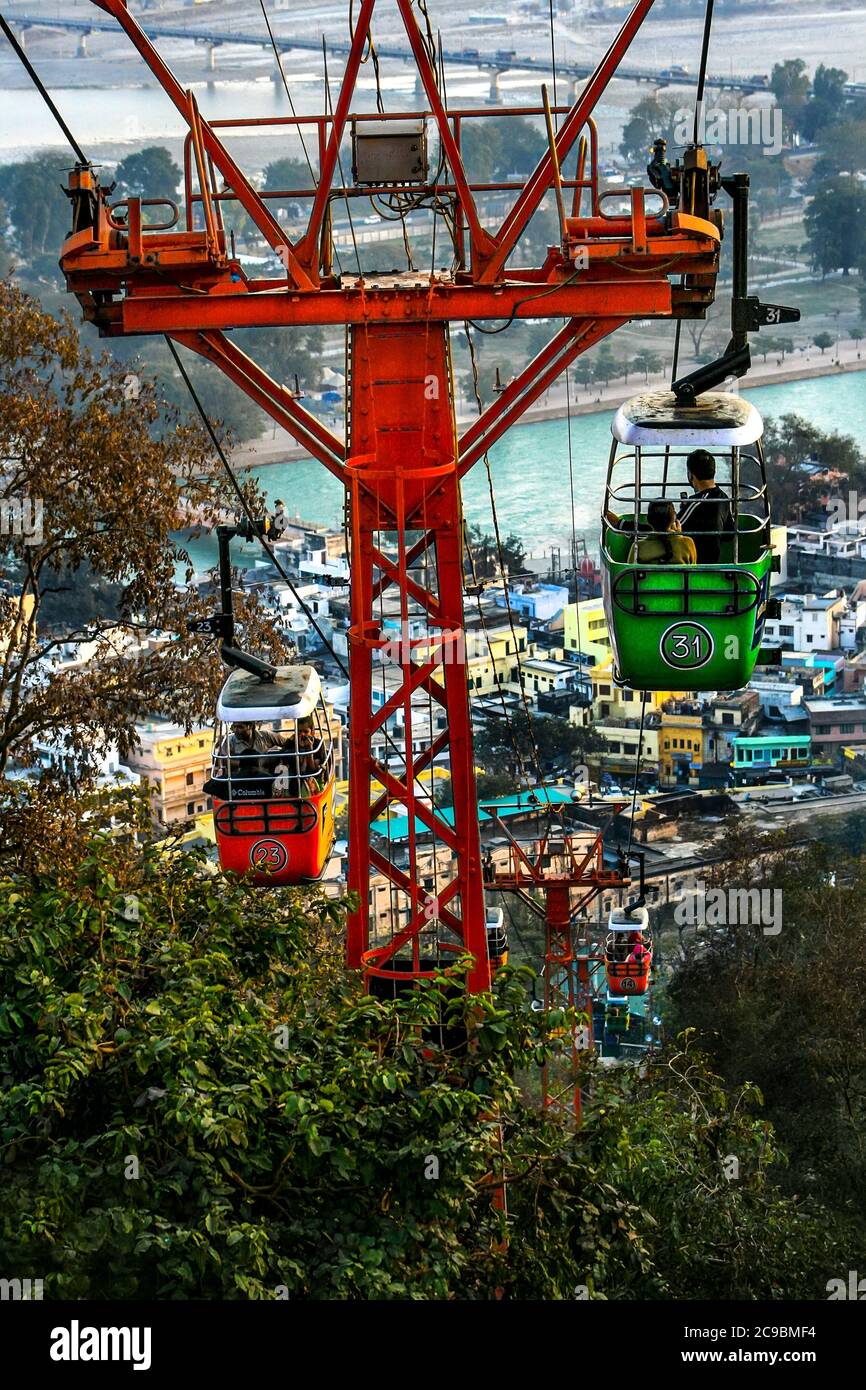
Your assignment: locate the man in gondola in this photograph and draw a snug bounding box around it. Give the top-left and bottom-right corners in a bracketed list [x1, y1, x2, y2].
[678, 449, 735, 564]
[228, 721, 283, 783]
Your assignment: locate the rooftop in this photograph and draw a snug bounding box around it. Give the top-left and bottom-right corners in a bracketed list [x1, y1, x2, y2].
[803, 697, 866, 713]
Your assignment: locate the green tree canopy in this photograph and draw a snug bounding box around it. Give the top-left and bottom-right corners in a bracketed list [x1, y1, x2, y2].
[666, 825, 866, 1235]
[0, 153, 71, 264]
[799, 64, 849, 143]
[474, 710, 604, 778]
[762, 410, 865, 517]
[805, 175, 866, 276]
[805, 119, 866, 191]
[0, 801, 841, 1299]
[113, 146, 181, 203]
[770, 58, 811, 131]
[460, 116, 546, 183]
[0, 281, 272, 779]
[619, 94, 683, 165]
[262, 156, 314, 195]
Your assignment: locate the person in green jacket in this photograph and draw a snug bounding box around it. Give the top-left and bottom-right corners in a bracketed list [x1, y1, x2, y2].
[628, 499, 698, 565]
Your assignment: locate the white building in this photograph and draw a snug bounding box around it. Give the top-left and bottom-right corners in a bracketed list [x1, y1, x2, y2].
[762, 590, 846, 653]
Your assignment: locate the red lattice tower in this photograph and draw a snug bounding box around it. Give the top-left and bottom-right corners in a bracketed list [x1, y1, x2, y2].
[60, 0, 721, 994]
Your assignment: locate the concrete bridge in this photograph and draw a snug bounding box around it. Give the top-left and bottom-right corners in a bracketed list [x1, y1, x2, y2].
[2, 11, 778, 99]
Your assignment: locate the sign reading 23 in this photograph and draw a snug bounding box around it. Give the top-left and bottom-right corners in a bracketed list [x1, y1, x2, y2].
[250, 838, 289, 873]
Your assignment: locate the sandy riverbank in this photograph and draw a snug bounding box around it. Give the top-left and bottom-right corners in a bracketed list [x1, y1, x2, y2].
[228, 348, 866, 472]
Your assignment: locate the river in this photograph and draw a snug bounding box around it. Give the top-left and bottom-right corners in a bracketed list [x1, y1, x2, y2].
[176, 369, 866, 574]
[4, 0, 866, 165]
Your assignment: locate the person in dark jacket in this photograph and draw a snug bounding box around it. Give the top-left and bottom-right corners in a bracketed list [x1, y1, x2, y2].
[677, 449, 735, 564]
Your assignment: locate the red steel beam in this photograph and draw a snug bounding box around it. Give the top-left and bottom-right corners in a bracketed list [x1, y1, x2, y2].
[170, 330, 347, 480]
[346, 322, 488, 992]
[90, 0, 314, 288]
[293, 0, 377, 279]
[119, 277, 673, 333]
[458, 317, 627, 476]
[394, 0, 495, 271]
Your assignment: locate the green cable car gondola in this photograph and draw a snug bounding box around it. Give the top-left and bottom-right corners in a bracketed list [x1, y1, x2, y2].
[601, 390, 778, 692]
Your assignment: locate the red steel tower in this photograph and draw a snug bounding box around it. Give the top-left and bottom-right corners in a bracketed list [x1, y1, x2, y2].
[59, 0, 722, 994]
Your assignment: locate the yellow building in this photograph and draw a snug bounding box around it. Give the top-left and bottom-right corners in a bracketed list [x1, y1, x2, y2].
[591, 660, 677, 722]
[0, 589, 35, 663]
[562, 598, 611, 666]
[659, 707, 705, 786]
[126, 722, 215, 827]
[594, 718, 660, 777]
[465, 623, 528, 697]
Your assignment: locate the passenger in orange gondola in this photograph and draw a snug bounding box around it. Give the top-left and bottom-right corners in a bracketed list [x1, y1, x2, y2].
[627, 940, 650, 966]
[209, 663, 335, 884]
[229, 721, 283, 781]
[292, 718, 322, 794]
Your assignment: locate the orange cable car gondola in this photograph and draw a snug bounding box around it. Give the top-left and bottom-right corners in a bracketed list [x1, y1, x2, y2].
[193, 517, 336, 886]
[206, 663, 335, 885]
[604, 905, 652, 996]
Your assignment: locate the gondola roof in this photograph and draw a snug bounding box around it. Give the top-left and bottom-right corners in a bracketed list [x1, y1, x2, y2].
[217, 664, 321, 723]
[612, 390, 763, 447]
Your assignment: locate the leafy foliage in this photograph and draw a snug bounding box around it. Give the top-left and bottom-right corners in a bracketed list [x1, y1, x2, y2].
[665, 827, 866, 1238]
[0, 280, 279, 779]
[770, 59, 811, 128]
[474, 711, 605, 779]
[0, 154, 72, 264]
[113, 147, 181, 205]
[466, 521, 526, 579]
[0, 808, 840, 1299]
[805, 176, 866, 277]
[799, 65, 850, 143]
[460, 116, 546, 184]
[762, 411, 865, 519]
[619, 95, 683, 165]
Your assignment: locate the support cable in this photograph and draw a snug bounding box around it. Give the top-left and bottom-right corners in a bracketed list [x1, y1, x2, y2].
[171, 339, 426, 787]
[693, 0, 716, 145]
[672, 0, 717, 385]
[464, 323, 545, 791]
[647, 0, 719, 832]
[165, 337, 351, 680]
[323, 37, 363, 278]
[625, 692, 647, 861]
[258, 0, 320, 194]
[548, 0, 559, 119]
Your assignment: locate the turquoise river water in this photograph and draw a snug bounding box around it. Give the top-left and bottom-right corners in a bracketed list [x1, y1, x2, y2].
[178, 370, 866, 573]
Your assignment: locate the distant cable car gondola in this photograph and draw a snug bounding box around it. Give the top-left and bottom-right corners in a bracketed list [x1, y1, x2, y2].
[604, 905, 652, 995]
[601, 391, 779, 692]
[485, 905, 508, 970]
[192, 518, 336, 886]
[205, 664, 335, 884]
